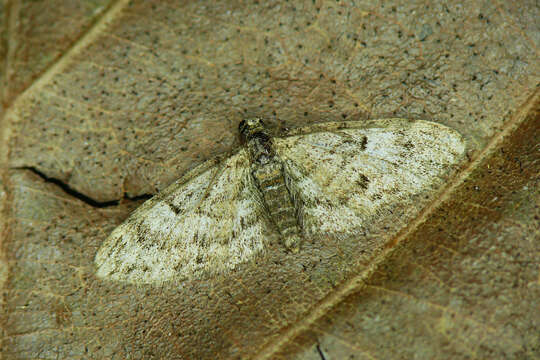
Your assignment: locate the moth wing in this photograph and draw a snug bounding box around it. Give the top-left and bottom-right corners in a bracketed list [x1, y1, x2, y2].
[95, 149, 274, 284]
[273, 119, 466, 237]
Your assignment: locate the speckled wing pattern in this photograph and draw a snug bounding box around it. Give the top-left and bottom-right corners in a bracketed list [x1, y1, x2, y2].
[95, 118, 465, 284]
[274, 119, 466, 238]
[95, 150, 275, 284]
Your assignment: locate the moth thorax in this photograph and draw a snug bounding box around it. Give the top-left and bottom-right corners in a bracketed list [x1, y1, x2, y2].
[239, 118, 266, 141]
[247, 134, 274, 165]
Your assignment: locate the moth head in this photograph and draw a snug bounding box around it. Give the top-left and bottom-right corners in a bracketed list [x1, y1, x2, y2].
[239, 118, 266, 141]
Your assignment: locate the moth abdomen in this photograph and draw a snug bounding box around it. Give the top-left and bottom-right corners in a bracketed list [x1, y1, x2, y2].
[252, 160, 302, 252]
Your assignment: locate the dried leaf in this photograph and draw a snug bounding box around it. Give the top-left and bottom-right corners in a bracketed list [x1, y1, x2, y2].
[1, 1, 538, 358]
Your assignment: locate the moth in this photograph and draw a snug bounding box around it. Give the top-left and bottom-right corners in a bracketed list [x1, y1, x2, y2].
[95, 118, 465, 284]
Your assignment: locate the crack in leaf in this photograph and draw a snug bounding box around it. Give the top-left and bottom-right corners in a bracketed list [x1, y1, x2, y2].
[12, 166, 151, 208]
[316, 344, 326, 360]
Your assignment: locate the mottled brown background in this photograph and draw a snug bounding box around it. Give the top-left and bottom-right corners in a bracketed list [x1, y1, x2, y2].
[0, 0, 538, 359]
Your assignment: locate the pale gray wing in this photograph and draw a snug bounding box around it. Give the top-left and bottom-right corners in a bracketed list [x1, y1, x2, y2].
[95, 149, 274, 284]
[273, 119, 466, 237]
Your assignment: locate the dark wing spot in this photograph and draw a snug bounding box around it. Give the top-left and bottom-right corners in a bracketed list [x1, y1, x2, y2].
[356, 174, 370, 190]
[340, 134, 367, 150]
[359, 136, 368, 150]
[116, 239, 127, 252]
[136, 230, 146, 245]
[403, 141, 415, 150]
[166, 201, 182, 215]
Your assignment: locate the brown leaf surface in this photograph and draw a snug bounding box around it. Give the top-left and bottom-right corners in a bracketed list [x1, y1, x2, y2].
[277, 94, 540, 360]
[1, 0, 112, 104]
[1, 1, 538, 359]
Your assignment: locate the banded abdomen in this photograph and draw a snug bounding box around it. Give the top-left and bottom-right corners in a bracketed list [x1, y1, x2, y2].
[252, 159, 301, 251]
